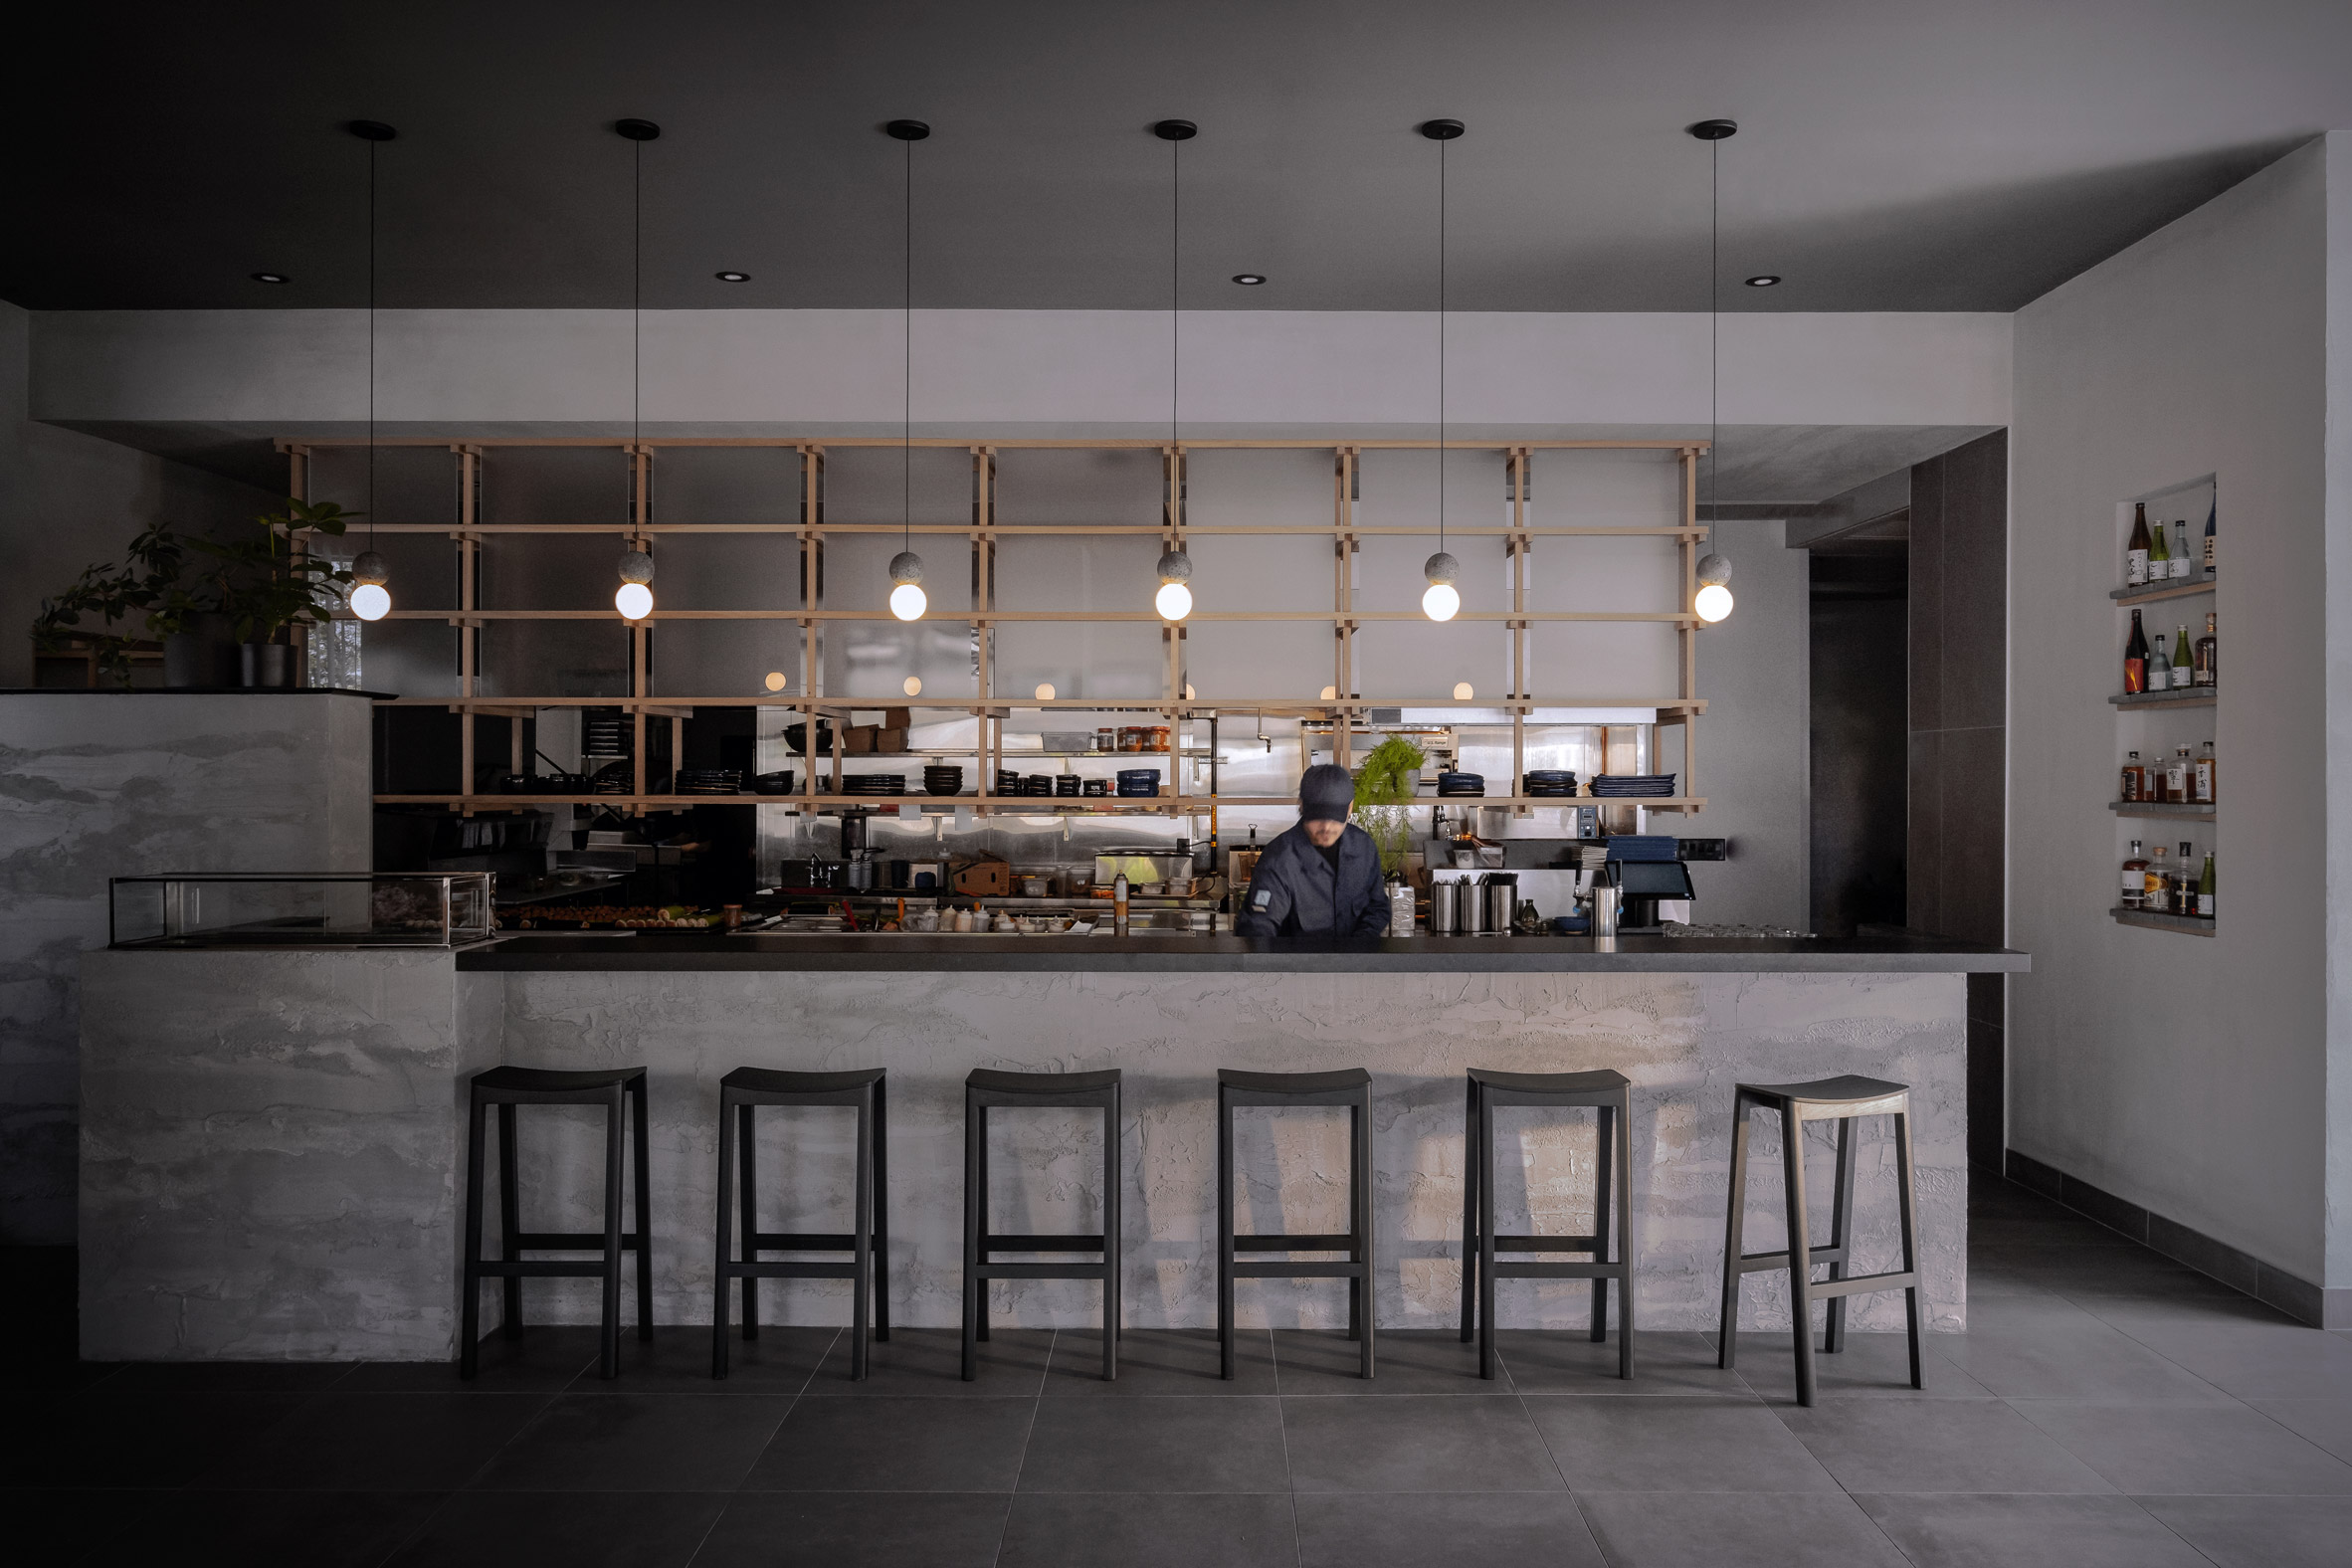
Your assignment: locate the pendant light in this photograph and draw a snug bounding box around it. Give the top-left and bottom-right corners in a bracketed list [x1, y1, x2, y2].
[1689, 118, 1737, 624]
[1152, 119, 1195, 622]
[614, 118, 660, 622]
[885, 119, 929, 621]
[1420, 118, 1464, 622]
[346, 120, 396, 621]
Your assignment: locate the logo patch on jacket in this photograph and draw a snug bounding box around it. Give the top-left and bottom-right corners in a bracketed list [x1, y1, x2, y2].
[1250, 888, 1272, 911]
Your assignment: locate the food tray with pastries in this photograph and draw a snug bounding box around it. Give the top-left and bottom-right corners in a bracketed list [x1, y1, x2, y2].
[505, 903, 725, 930]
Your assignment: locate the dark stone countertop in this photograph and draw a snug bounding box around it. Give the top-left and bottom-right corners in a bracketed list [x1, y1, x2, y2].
[456, 930, 2029, 974]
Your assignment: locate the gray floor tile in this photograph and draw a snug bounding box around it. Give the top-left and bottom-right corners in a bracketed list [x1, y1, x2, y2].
[14, 1390, 314, 1487]
[1292, 1490, 1607, 1568]
[2252, 1398, 2352, 1464]
[1044, 1327, 1277, 1394]
[1776, 1399, 2114, 1492]
[2098, 1313, 2352, 1401]
[1274, 1328, 1504, 1393]
[99, 1360, 355, 1393]
[203, 1391, 550, 1490]
[466, 1393, 793, 1491]
[2013, 1400, 2352, 1495]
[2134, 1493, 2352, 1568]
[603, 1324, 837, 1394]
[1972, 1245, 2244, 1301]
[1496, 1329, 1745, 1395]
[740, 1396, 1034, 1491]
[690, 1491, 1011, 1567]
[342, 1327, 599, 1392]
[1019, 1396, 1288, 1491]
[1282, 1394, 1565, 1491]
[1524, 1395, 1840, 1492]
[1968, 1214, 2138, 1249]
[1, 1487, 157, 1561]
[1854, 1492, 2213, 1567]
[1722, 1329, 1995, 1402]
[1936, 1295, 2231, 1402]
[804, 1326, 1052, 1396]
[87, 1489, 446, 1568]
[996, 1491, 1297, 1568]
[386, 1489, 727, 1567]
[1575, 1490, 1910, 1567]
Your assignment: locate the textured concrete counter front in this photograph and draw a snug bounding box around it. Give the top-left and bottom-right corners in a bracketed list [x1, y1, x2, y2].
[82, 948, 1979, 1360]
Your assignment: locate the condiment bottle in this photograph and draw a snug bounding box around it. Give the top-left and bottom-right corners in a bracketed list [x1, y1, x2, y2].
[1112, 873, 1130, 936]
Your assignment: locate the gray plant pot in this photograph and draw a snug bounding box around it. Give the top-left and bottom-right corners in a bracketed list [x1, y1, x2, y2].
[162, 615, 239, 687]
[239, 642, 305, 689]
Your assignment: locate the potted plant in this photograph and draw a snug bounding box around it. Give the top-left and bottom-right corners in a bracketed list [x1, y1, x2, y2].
[30, 521, 237, 687]
[195, 499, 358, 688]
[1352, 734, 1428, 878]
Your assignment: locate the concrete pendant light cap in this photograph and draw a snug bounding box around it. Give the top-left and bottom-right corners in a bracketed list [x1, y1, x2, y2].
[350, 550, 389, 586]
[1695, 552, 1732, 586]
[888, 550, 925, 585]
[1156, 549, 1193, 583]
[1424, 551, 1460, 584]
[617, 549, 656, 585]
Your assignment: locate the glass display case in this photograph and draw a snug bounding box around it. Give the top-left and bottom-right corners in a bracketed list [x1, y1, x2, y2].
[109, 874, 496, 948]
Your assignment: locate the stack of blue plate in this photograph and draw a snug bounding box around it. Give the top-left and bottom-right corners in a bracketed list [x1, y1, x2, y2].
[1591, 773, 1676, 798]
[1603, 834, 1681, 863]
[1436, 771, 1485, 797]
[1522, 769, 1578, 798]
[1116, 768, 1162, 798]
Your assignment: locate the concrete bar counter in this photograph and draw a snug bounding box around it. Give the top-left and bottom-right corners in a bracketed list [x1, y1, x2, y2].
[79, 935, 2021, 1362]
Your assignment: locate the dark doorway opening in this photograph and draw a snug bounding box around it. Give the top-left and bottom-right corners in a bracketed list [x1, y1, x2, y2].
[1808, 540, 1908, 936]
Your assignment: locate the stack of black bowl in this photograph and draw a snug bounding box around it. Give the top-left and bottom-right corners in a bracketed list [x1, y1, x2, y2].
[1522, 769, 1578, 798]
[922, 763, 964, 796]
[1436, 771, 1485, 798]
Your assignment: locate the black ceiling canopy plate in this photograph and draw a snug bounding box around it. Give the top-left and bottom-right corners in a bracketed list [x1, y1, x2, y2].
[1688, 118, 1738, 140]
[885, 119, 929, 141]
[1420, 118, 1465, 140]
[347, 120, 396, 142]
[615, 118, 661, 140]
[1153, 119, 1197, 140]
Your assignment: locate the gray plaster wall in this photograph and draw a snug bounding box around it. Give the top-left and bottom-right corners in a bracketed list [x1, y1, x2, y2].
[80, 950, 1965, 1360]
[0, 692, 374, 1243]
[2010, 135, 2339, 1287]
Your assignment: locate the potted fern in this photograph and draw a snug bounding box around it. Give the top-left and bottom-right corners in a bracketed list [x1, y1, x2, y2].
[197, 499, 358, 688]
[1352, 734, 1427, 878]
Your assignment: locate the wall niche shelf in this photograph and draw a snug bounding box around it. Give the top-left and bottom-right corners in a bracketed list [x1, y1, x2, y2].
[2109, 906, 2215, 937]
[2110, 574, 2216, 606]
[2109, 688, 2214, 710]
[2109, 800, 2215, 820]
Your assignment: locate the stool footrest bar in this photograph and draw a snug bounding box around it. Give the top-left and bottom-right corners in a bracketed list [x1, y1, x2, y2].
[721, 1261, 860, 1280]
[982, 1233, 1105, 1254]
[1233, 1261, 1366, 1278]
[474, 1260, 626, 1278]
[1475, 1234, 1602, 1254]
[1232, 1234, 1356, 1253]
[1804, 1270, 1918, 1300]
[1493, 1261, 1628, 1280]
[749, 1232, 859, 1252]
[1736, 1244, 1848, 1274]
[509, 1232, 645, 1251]
[975, 1262, 1112, 1280]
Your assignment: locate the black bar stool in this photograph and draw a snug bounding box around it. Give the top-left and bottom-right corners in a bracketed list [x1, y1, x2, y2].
[461, 1065, 652, 1381]
[963, 1068, 1122, 1381]
[1217, 1067, 1375, 1381]
[712, 1067, 888, 1380]
[1459, 1068, 1635, 1381]
[1717, 1074, 1923, 1406]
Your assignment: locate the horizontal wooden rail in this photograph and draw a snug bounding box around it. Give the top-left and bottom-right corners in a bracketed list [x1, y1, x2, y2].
[361, 608, 1703, 625]
[284, 437, 1709, 452]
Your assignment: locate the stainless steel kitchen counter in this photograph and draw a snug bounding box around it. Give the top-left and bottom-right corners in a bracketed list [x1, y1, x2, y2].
[459, 929, 2028, 974]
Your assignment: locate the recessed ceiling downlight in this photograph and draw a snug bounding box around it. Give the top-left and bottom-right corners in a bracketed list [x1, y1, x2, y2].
[1745, 275, 1781, 288]
[1231, 274, 1266, 286]
[715, 271, 750, 283]
[251, 272, 289, 284]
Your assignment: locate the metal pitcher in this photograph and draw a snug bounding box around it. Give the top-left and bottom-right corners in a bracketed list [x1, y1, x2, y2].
[1479, 873, 1518, 936]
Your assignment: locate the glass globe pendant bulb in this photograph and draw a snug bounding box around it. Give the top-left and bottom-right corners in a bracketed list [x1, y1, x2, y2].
[349, 582, 391, 621]
[1693, 583, 1734, 623]
[1422, 581, 1461, 622]
[1155, 580, 1193, 621]
[888, 582, 927, 621]
[615, 581, 654, 621]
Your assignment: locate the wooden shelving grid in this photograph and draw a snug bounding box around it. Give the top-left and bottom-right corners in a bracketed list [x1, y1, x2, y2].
[281, 437, 1714, 819]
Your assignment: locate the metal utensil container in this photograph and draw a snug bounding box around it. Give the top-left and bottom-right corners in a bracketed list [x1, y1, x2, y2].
[1480, 873, 1518, 935]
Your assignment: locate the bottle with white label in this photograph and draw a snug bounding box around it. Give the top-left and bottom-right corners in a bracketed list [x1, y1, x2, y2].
[2121, 840, 2147, 908]
[2170, 519, 2192, 579]
[2126, 503, 2152, 586]
[2147, 632, 2172, 691]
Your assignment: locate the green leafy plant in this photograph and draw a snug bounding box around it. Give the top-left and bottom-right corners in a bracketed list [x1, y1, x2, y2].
[192, 498, 358, 645]
[30, 521, 198, 686]
[1352, 734, 1427, 876]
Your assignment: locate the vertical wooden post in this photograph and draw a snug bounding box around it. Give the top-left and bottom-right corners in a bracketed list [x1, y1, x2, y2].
[974, 446, 996, 806]
[801, 445, 823, 811]
[458, 447, 481, 810]
[1333, 446, 1357, 770]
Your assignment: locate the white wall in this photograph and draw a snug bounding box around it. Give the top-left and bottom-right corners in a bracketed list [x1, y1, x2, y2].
[2011, 136, 2338, 1286]
[29, 307, 2011, 438]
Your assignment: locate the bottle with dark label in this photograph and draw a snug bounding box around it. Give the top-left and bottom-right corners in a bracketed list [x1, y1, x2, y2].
[2195, 613, 2217, 686]
[2120, 840, 2148, 908]
[2148, 630, 2172, 692]
[2120, 750, 2145, 802]
[2198, 849, 2216, 918]
[2195, 740, 2218, 804]
[2126, 503, 2152, 586]
[2203, 496, 2217, 576]
[2124, 610, 2149, 693]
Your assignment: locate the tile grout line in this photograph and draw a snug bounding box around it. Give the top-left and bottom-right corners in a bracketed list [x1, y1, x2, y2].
[987, 1327, 1051, 1568]
[1273, 1328, 1303, 1568]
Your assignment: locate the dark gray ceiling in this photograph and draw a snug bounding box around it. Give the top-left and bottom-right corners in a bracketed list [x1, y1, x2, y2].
[9, 0, 2349, 314]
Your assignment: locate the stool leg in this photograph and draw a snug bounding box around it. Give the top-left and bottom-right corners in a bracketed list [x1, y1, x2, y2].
[973, 1102, 992, 1344]
[1717, 1093, 1751, 1370]
[1824, 1115, 1857, 1355]
[738, 1102, 759, 1340]
[712, 1090, 734, 1379]
[1477, 1087, 1498, 1380]
[961, 1091, 982, 1381]
[852, 1090, 873, 1382]
[1615, 1086, 1636, 1381]
[497, 1101, 522, 1338]
[598, 1084, 625, 1380]
[1100, 1084, 1120, 1381]
[1219, 1084, 1237, 1381]
[1459, 1076, 1478, 1345]
[1592, 1101, 1614, 1345]
[1782, 1105, 1817, 1407]
[1356, 1082, 1376, 1381]
[632, 1078, 653, 1342]
[873, 1075, 891, 1343]
[1347, 1096, 1363, 1346]
[461, 1092, 488, 1378]
[1894, 1105, 1925, 1391]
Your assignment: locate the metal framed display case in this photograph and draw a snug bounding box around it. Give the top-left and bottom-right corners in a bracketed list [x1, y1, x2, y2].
[109, 873, 496, 948]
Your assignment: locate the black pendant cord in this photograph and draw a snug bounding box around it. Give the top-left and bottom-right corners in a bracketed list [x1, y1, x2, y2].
[1438, 132, 1447, 557]
[1171, 133, 1180, 449]
[366, 134, 377, 554]
[1708, 135, 1718, 558]
[633, 134, 643, 459]
[903, 129, 913, 554]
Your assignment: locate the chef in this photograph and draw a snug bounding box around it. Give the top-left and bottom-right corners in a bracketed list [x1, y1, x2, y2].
[1236, 762, 1392, 938]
